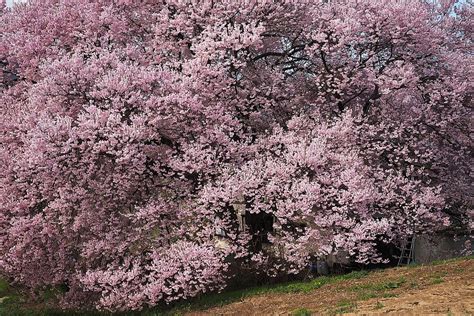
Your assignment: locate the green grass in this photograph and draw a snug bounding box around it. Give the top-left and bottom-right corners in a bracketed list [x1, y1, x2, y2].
[0, 278, 28, 316]
[429, 271, 447, 285]
[331, 300, 357, 315]
[0, 271, 368, 316]
[330, 275, 407, 314]
[356, 291, 378, 300]
[382, 293, 398, 298]
[0, 302, 108, 316]
[408, 280, 419, 289]
[431, 276, 444, 284]
[0, 278, 10, 297]
[406, 262, 421, 269]
[156, 270, 369, 315]
[350, 276, 405, 292]
[1, 255, 472, 315]
[292, 307, 312, 316]
[349, 276, 406, 302]
[429, 255, 474, 266]
[0, 283, 107, 316]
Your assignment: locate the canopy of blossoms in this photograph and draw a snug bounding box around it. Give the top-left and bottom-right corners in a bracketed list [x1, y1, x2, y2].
[0, 0, 472, 311]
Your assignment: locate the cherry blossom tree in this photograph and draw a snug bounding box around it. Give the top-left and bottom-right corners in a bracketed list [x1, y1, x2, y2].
[0, 0, 472, 311]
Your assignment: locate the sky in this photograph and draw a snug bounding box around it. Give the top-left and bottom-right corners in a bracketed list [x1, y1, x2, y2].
[6, 0, 26, 7]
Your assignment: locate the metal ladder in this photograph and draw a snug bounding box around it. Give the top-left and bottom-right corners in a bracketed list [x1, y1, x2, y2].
[398, 234, 416, 266]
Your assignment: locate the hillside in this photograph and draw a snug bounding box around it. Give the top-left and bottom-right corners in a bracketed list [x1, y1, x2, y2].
[184, 257, 473, 316]
[1, 257, 472, 315]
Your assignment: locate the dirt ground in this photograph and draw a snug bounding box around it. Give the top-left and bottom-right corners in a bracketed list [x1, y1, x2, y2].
[189, 259, 474, 315]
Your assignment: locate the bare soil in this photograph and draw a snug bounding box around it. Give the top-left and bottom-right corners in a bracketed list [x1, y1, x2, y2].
[188, 259, 474, 315]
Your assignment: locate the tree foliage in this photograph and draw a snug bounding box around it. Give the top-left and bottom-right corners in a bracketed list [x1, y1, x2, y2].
[0, 0, 472, 311]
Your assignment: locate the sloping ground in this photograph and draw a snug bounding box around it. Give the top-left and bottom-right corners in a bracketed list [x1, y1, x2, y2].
[0, 257, 472, 315]
[188, 258, 473, 316]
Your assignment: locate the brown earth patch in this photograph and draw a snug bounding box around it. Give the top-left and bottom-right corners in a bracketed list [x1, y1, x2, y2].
[187, 259, 473, 315]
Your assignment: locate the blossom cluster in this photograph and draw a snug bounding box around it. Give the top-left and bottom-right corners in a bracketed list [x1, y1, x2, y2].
[0, 0, 472, 311]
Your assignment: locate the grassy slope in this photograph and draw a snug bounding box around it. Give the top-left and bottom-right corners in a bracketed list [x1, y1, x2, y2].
[197, 256, 473, 315]
[0, 256, 472, 316]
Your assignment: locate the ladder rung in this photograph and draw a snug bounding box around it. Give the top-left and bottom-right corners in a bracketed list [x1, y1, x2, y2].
[398, 235, 416, 266]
